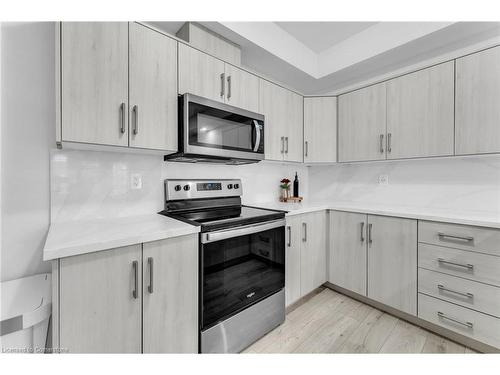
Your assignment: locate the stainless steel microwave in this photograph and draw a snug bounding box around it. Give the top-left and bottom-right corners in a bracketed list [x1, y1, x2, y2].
[165, 94, 265, 164]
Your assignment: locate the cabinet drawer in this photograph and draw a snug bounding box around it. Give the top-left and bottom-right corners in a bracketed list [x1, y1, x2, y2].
[418, 293, 500, 349]
[419, 221, 500, 256]
[418, 268, 500, 318]
[419, 243, 500, 287]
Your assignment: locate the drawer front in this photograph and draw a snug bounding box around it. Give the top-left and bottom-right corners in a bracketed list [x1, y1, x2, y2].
[418, 293, 500, 348]
[419, 221, 500, 256]
[418, 268, 500, 318]
[418, 243, 500, 287]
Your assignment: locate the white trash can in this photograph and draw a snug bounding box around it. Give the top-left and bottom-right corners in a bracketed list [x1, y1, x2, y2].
[1, 273, 52, 354]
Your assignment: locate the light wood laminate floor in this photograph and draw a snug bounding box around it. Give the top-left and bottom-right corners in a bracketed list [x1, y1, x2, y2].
[244, 288, 479, 353]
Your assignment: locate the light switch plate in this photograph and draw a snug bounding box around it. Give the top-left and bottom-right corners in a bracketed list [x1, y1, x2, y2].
[131, 173, 143, 189]
[378, 174, 389, 185]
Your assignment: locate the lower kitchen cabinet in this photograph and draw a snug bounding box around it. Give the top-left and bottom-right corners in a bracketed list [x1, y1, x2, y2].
[57, 234, 198, 353]
[142, 235, 198, 353]
[367, 215, 417, 315]
[285, 211, 326, 306]
[59, 244, 142, 353]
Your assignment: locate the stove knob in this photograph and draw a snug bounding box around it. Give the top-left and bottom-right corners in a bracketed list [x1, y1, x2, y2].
[183, 184, 190, 191]
[227, 184, 233, 189]
[234, 183, 239, 189]
[174, 184, 182, 192]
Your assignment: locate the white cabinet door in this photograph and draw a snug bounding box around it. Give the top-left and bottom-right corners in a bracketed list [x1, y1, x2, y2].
[285, 215, 302, 306]
[259, 79, 287, 161]
[59, 245, 142, 353]
[386, 61, 454, 159]
[367, 215, 417, 315]
[455, 46, 500, 155]
[224, 64, 260, 113]
[304, 97, 337, 163]
[300, 211, 327, 296]
[61, 22, 129, 146]
[143, 235, 198, 353]
[129, 23, 178, 152]
[329, 211, 367, 295]
[338, 83, 387, 162]
[178, 43, 225, 102]
[284, 91, 304, 163]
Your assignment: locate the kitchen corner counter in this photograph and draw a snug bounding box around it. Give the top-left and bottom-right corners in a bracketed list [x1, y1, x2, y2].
[250, 200, 500, 229]
[43, 214, 200, 261]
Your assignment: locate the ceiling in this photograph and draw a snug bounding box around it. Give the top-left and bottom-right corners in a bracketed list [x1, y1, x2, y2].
[149, 21, 500, 95]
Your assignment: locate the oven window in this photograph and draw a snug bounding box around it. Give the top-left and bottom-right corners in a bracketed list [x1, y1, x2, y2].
[201, 226, 285, 329]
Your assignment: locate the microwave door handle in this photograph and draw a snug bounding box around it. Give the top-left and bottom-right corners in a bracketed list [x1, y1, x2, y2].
[252, 120, 261, 152]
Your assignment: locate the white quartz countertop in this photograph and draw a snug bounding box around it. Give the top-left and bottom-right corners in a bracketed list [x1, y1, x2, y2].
[251, 200, 500, 229]
[43, 214, 200, 261]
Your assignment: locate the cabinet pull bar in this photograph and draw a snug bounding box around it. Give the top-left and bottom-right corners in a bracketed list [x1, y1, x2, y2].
[379, 134, 384, 153]
[220, 73, 225, 98]
[437, 284, 473, 299]
[287, 226, 291, 247]
[280, 136, 284, 154]
[302, 222, 307, 242]
[227, 75, 232, 100]
[148, 257, 154, 294]
[387, 133, 392, 153]
[132, 105, 138, 135]
[437, 258, 474, 270]
[305, 141, 308, 157]
[360, 222, 365, 242]
[368, 223, 373, 244]
[132, 260, 138, 299]
[120, 103, 126, 134]
[285, 137, 289, 154]
[437, 311, 473, 329]
[438, 232, 474, 242]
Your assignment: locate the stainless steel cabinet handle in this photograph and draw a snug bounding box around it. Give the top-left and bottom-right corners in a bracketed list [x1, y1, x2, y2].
[285, 137, 289, 154]
[287, 226, 291, 247]
[368, 223, 373, 244]
[227, 75, 232, 100]
[147, 257, 154, 294]
[220, 73, 225, 98]
[379, 134, 384, 153]
[302, 222, 307, 242]
[437, 312, 473, 329]
[132, 260, 138, 299]
[360, 222, 365, 242]
[305, 141, 309, 157]
[280, 136, 284, 154]
[387, 133, 392, 153]
[132, 105, 139, 135]
[120, 102, 126, 134]
[437, 284, 473, 299]
[437, 258, 474, 270]
[438, 232, 474, 242]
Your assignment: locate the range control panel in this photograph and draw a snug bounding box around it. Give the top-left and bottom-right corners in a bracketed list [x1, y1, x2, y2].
[165, 179, 242, 201]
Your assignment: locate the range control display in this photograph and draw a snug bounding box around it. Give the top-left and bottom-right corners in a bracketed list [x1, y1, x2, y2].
[197, 182, 222, 191]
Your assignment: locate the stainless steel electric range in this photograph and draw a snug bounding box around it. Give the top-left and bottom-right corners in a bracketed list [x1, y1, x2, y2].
[159, 179, 286, 353]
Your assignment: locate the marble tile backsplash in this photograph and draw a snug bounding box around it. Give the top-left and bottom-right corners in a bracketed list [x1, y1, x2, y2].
[309, 154, 500, 215]
[50, 149, 308, 222]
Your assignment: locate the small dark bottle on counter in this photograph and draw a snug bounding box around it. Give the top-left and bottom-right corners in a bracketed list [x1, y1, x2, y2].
[293, 172, 299, 197]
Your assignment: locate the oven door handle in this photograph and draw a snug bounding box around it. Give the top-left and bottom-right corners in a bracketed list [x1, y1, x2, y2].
[252, 120, 262, 152]
[201, 219, 285, 244]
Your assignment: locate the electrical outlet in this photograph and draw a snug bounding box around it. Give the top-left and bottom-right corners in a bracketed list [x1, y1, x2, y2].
[378, 174, 389, 185]
[131, 173, 142, 190]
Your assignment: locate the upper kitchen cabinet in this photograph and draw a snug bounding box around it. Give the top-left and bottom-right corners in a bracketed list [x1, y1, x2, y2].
[304, 97, 337, 163]
[224, 64, 260, 113]
[178, 43, 225, 103]
[338, 83, 387, 162]
[386, 61, 455, 159]
[455, 46, 500, 155]
[259, 79, 303, 162]
[61, 22, 129, 146]
[129, 23, 178, 151]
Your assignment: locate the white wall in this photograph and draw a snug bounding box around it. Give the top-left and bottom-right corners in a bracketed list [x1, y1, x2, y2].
[1, 23, 55, 282]
[50, 149, 308, 222]
[309, 155, 500, 216]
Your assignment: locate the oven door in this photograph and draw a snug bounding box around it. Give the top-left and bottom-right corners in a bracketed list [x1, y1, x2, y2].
[182, 94, 265, 161]
[200, 219, 285, 331]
